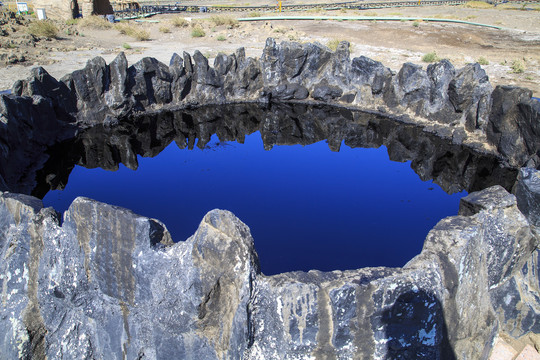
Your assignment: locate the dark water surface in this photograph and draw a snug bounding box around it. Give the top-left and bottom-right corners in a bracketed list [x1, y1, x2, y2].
[36, 104, 516, 275]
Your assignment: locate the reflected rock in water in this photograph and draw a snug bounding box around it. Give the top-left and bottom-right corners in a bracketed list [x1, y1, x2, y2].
[30, 103, 517, 199]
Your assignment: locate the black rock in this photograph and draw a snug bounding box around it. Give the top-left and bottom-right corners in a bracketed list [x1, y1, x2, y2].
[486, 86, 540, 167]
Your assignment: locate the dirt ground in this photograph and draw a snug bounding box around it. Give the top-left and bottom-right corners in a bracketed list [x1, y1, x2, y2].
[0, 3, 539, 95]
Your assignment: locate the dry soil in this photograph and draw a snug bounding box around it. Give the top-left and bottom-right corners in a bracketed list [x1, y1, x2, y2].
[0, 2, 539, 95]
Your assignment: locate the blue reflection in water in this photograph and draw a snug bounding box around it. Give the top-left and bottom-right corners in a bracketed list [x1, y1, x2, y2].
[43, 132, 465, 275]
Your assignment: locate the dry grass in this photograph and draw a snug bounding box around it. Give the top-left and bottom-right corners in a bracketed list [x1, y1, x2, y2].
[305, 7, 324, 13]
[432, 13, 460, 19]
[171, 16, 189, 27]
[463, 1, 493, 9]
[477, 56, 489, 65]
[159, 26, 171, 33]
[511, 59, 525, 73]
[115, 23, 150, 41]
[496, 3, 520, 9]
[78, 15, 113, 29]
[209, 15, 239, 28]
[327, 39, 341, 51]
[422, 51, 440, 63]
[191, 25, 206, 37]
[326, 39, 353, 52]
[27, 20, 58, 39]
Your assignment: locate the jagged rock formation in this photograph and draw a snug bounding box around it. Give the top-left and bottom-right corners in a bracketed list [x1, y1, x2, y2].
[0, 40, 540, 359]
[4, 39, 540, 168]
[0, 170, 539, 359]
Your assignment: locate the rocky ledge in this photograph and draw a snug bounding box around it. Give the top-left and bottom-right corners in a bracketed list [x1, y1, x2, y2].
[2, 38, 540, 169]
[0, 169, 539, 359]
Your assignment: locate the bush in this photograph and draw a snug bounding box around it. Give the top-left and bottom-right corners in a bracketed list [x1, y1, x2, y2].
[115, 23, 150, 41]
[511, 59, 525, 73]
[477, 57, 489, 65]
[248, 11, 261, 17]
[132, 28, 150, 41]
[78, 15, 113, 29]
[115, 22, 131, 35]
[122, 43, 132, 49]
[27, 20, 58, 39]
[217, 34, 226, 41]
[412, 21, 420, 27]
[210, 15, 238, 28]
[328, 39, 350, 51]
[171, 16, 189, 27]
[422, 51, 440, 63]
[65, 18, 78, 25]
[191, 25, 205, 37]
[159, 26, 171, 33]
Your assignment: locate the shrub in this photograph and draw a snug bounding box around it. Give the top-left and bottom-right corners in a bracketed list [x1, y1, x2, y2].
[78, 15, 113, 29]
[191, 25, 205, 37]
[477, 57, 489, 65]
[412, 21, 420, 27]
[115, 22, 131, 35]
[422, 51, 440, 63]
[248, 11, 261, 17]
[27, 20, 58, 39]
[65, 18, 78, 25]
[327, 39, 350, 51]
[217, 34, 226, 41]
[511, 59, 525, 73]
[132, 28, 150, 41]
[122, 43, 132, 49]
[171, 16, 189, 27]
[115, 23, 150, 41]
[210, 15, 238, 28]
[159, 26, 171, 33]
